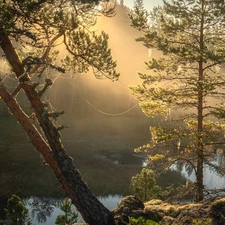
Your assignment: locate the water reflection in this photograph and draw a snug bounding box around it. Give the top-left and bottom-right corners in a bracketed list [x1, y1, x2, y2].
[143, 150, 225, 190]
[24, 197, 61, 224]
[176, 153, 225, 190]
[98, 195, 122, 210]
[24, 195, 123, 225]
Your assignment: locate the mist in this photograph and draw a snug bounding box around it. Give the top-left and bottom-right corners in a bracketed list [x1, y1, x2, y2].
[32, 4, 156, 158]
[48, 4, 149, 119]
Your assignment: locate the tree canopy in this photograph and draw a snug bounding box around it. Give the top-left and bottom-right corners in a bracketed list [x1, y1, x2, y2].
[0, 0, 119, 80]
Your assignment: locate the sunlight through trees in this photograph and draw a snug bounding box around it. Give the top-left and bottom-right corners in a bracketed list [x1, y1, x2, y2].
[129, 0, 225, 202]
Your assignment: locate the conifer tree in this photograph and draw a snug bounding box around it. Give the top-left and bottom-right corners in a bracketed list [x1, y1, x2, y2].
[0, 0, 118, 224]
[3, 195, 32, 225]
[129, 0, 225, 202]
[130, 168, 163, 202]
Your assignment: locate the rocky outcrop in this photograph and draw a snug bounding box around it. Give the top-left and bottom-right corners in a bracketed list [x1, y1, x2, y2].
[112, 196, 162, 225]
[112, 195, 225, 225]
[145, 199, 212, 224]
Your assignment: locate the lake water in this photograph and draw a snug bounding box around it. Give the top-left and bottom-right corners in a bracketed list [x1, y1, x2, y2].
[1, 115, 225, 224]
[23, 154, 225, 225]
[24, 195, 123, 225]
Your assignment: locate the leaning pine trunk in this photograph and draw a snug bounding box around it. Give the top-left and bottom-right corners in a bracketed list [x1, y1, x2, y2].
[0, 32, 115, 225]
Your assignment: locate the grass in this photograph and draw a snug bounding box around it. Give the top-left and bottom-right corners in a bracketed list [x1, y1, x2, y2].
[0, 114, 147, 198]
[0, 115, 66, 197]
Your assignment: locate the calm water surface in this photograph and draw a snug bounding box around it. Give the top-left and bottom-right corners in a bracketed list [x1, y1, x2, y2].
[25, 155, 225, 225]
[25, 195, 123, 225]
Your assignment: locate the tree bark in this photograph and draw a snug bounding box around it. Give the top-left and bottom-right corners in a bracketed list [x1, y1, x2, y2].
[195, 1, 205, 202]
[0, 32, 115, 225]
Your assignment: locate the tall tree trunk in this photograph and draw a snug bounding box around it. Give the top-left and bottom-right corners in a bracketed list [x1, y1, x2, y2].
[195, 1, 205, 202]
[196, 146, 204, 202]
[196, 60, 204, 202]
[0, 32, 115, 225]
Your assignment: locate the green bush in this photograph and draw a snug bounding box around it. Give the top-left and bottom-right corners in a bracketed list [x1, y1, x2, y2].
[130, 168, 164, 202]
[55, 198, 78, 225]
[1, 195, 32, 225]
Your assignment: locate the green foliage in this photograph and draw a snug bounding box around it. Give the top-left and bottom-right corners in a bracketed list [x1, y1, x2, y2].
[129, 0, 149, 31]
[2, 195, 32, 225]
[129, 0, 225, 201]
[55, 198, 78, 225]
[192, 219, 212, 225]
[62, 30, 119, 79]
[130, 168, 164, 202]
[129, 216, 172, 225]
[0, 0, 119, 81]
[130, 216, 211, 225]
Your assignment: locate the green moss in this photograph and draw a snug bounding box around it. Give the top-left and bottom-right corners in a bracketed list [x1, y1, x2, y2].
[192, 218, 212, 225]
[129, 217, 175, 225]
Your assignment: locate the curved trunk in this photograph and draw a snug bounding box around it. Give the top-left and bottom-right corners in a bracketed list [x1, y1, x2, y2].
[0, 33, 115, 225]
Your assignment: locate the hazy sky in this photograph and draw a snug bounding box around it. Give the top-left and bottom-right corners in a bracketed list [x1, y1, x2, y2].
[123, 0, 163, 10]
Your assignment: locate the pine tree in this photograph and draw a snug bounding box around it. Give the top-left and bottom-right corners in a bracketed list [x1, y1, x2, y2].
[130, 168, 163, 202]
[55, 198, 78, 225]
[0, 0, 118, 224]
[3, 195, 32, 225]
[129, 0, 225, 202]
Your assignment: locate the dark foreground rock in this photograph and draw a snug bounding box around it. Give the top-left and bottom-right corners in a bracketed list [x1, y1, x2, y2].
[112, 195, 225, 225]
[112, 196, 162, 225]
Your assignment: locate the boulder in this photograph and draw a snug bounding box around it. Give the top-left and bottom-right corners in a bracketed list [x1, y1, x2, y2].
[211, 198, 225, 225]
[112, 195, 162, 225]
